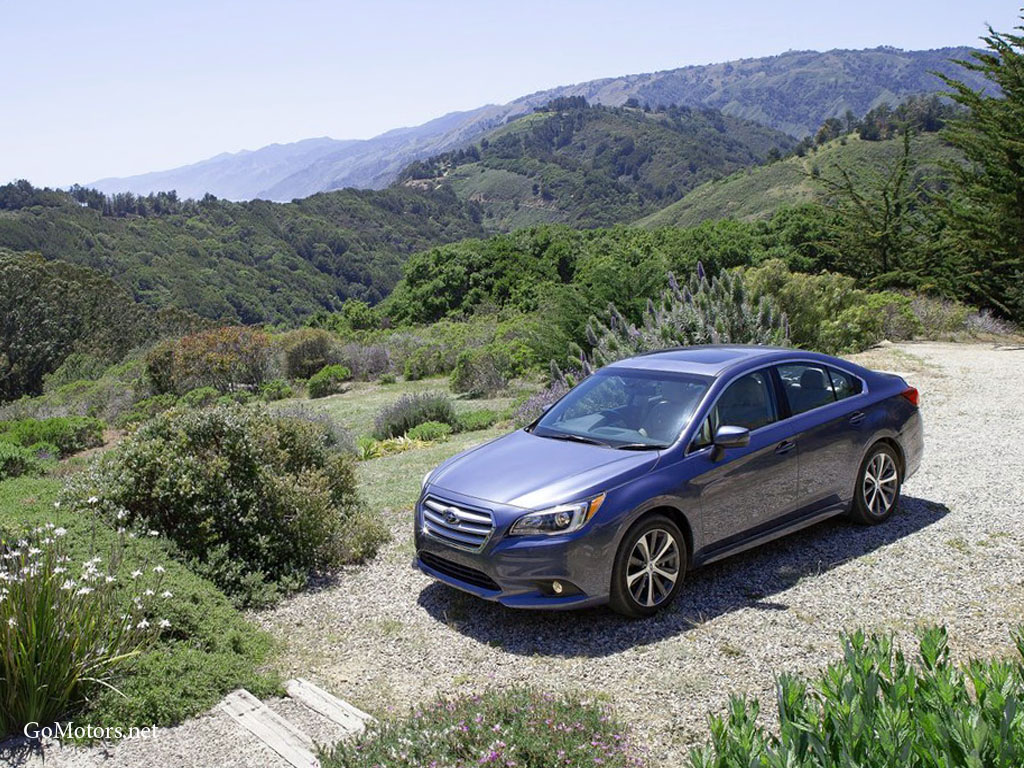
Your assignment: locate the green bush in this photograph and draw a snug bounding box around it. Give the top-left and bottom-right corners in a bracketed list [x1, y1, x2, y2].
[178, 386, 220, 408]
[61, 404, 387, 608]
[216, 390, 256, 406]
[405, 421, 452, 442]
[689, 626, 1024, 768]
[117, 393, 180, 427]
[450, 346, 512, 397]
[378, 373, 396, 385]
[910, 294, 971, 338]
[402, 346, 445, 381]
[258, 378, 294, 402]
[0, 524, 165, 737]
[307, 364, 351, 399]
[455, 409, 501, 432]
[280, 328, 340, 380]
[0, 442, 43, 480]
[320, 687, 643, 768]
[0, 416, 104, 457]
[373, 393, 457, 440]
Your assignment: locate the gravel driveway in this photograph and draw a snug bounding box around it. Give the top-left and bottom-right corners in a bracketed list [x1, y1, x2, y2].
[7, 341, 1022, 768]
[253, 341, 1024, 764]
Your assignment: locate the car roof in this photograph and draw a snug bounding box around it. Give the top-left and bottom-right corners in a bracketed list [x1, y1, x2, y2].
[603, 344, 815, 378]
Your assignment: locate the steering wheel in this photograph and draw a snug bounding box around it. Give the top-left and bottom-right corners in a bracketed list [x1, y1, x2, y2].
[597, 410, 629, 428]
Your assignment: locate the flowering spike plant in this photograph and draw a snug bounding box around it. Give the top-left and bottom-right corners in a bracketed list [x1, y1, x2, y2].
[0, 523, 170, 737]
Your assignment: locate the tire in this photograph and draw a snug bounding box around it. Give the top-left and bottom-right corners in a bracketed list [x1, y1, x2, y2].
[848, 442, 902, 525]
[609, 514, 687, 618]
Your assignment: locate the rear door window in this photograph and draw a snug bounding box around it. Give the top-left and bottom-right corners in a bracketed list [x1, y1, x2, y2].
[692, 370, 777, 448]
[777, 363, 837, 415]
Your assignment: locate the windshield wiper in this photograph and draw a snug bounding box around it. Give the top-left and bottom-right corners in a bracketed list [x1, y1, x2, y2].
[615, 443, 668, 451]
[539, 432, 610, 447]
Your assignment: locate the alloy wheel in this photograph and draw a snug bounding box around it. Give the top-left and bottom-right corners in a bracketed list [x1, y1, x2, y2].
[862, 451, 899, 517]
[625, 528, 680, 607]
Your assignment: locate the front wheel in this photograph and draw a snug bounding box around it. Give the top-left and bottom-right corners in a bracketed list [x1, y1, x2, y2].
[849, 443, 902, 525]
[609, 515, 686, 618]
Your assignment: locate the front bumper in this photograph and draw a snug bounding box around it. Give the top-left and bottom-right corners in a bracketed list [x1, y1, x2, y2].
[413, 489, 614, 610]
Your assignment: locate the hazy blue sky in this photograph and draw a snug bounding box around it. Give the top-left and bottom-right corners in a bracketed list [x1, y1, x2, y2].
[2, 0, 1017, 186]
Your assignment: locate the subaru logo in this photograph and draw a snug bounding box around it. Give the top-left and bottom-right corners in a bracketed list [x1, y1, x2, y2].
[443, 506, 461, 525]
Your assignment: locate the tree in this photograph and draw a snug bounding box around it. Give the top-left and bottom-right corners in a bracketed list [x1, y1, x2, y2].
[936, 18, 1024, 320]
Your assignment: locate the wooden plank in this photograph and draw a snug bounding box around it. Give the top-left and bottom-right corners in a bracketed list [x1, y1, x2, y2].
[220, 689, 319, 768]
[285, 678, 374, 734]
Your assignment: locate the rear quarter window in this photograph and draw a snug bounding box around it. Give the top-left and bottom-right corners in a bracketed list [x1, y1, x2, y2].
[828, 367, 863, 400]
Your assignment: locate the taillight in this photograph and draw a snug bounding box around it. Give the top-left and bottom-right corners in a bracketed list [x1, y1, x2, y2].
[901, 386, 919, 407]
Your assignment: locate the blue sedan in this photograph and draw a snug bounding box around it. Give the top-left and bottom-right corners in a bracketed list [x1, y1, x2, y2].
[415, 345, 923, 617]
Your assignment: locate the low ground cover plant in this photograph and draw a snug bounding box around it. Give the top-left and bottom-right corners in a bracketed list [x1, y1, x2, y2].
[689, 626, 1024, 768]
[0, 476, 278, 735]
[320, 687, 646, 768]
[455, 408, 501, 432]
[0, 442, 47, 480]
[0, 521, 168, 737]
[373, 392, 457, 440]
[405, 420, 452, 442]
[62, 404, 386, 607]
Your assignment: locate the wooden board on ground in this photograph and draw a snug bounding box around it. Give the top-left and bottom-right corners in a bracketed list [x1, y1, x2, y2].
[285, 678, 374, 734]
[220, 689, 318, 768]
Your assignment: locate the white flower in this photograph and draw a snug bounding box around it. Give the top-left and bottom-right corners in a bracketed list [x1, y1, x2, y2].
[144, 589, 155, 597]
[136, 619, 150, 629]
[105, 575, 116, 584]
[61, 579, 76, 590]
[158, 619, 171, 629]
[130, 570, 143, 579]
[53, 501, 60, 509]
[148, 530, 159, 537]
[161, 591, 173, 599]
[54, 567, 67, 575]
[27, 548, 41, 556]
[87, 496, 99, 505]
[76, 586, 94, 596]
[153, 565, 165, 574]
[7, 617, 16, 628]
[116, 510, 127, 521]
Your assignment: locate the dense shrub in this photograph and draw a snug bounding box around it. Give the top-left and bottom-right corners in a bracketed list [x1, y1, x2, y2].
[280, 328, 341, 380]
[320, 688, 645, 768]
[62, 404, 386, 607]
[0, 524, 166, 737]
[339, 342, 392, 380]
[455, 409, 501, 432]
[0, 416, 104, 457]
[689, 626, 1024, 768]
[307, 364, 351, 399]
[910, 294, 971, 338]
[145, 326, 274, 395]
[178, 386, 220, 408]
[373, 393, 457, 440]
[405, 421, 452, 442]
[117, 393, 179, 427]
[258, 378, 294, 401]
[0, 442, 43, 480]
[450, 343, 524, 397]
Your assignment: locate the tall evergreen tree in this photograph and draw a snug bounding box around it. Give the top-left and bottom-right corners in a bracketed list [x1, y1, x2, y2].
[937, 17, 1024, 320]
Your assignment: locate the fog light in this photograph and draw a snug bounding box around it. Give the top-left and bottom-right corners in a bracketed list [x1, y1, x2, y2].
[552, 580, 564, 594]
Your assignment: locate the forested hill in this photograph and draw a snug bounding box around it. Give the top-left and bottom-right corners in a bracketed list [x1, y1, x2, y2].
[398, 100, 796, 230]
[0, 181, 484, 324]
[85, 46, 987, 200]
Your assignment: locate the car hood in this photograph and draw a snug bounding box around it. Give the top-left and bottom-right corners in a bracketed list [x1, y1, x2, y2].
[428, 429, 661, 509]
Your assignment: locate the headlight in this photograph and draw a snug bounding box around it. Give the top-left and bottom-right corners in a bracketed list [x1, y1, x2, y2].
[422, 470, 433, 489]
[509, 494, 606, 536]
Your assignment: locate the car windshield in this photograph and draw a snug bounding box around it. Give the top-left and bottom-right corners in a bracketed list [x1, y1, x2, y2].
[531, 368, 711, 449]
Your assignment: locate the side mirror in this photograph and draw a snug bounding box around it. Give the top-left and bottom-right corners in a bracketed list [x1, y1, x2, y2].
[711, 425, 750, 461]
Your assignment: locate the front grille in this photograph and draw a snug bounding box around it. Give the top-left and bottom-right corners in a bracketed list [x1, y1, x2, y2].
[419, 551, 500, 591]
[420, 496, 494, 551]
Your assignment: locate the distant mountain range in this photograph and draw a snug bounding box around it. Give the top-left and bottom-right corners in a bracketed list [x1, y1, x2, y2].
[85, 46, 987, 201]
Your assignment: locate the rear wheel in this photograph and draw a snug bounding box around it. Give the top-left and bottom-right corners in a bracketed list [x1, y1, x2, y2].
[849, 443, 901, 525]
[609, 515, 686, 618]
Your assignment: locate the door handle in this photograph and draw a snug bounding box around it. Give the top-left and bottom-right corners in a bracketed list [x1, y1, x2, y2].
[775, 440, 796, 455]
[849, 411, 866, 425]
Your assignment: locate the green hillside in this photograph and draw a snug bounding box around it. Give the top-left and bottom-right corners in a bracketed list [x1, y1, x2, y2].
[399, 99, 796, 230]
[637, 132, 959, 229]
[0, 182, 484, 324]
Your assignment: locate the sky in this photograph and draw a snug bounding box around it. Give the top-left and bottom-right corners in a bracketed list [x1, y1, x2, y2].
[2, 0, 1018, 187]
